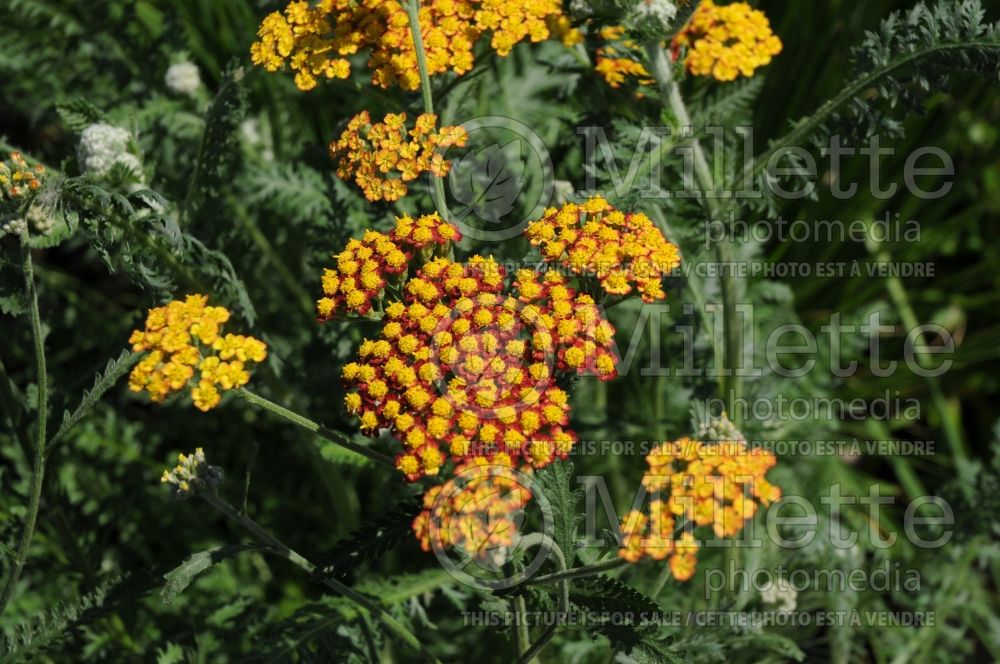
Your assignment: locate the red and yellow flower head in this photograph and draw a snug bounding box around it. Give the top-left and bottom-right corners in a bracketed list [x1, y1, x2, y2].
[525, 196, 681, 303]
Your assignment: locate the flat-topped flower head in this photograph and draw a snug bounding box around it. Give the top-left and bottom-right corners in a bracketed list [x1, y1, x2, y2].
[524, 196, 681, 302]
[343, 259, 618, 481]
[411, 457, 533, 561]
[332, 111, 468, 202]
[128, 295, 267, 411]
[618, 436, 780, 580]
[672, 0, 782, 81]
[316, 214, 462, 321]
[251, 0, 580, 91]
[0, 152, 45, 202]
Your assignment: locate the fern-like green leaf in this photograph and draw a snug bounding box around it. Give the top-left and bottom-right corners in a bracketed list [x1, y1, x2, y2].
[46, 349, 138, 452]
[311, 500, 422, 583]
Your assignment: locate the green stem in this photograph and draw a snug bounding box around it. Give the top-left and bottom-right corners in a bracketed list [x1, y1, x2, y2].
[645, 41, 742, 419]
[233, 388, 395, 469]
[0, 237, 48, 616]
[405, 0, 453, 222]
[513, 595, 531, 658]
[737, 42, 1000, 191]
[199, 490, 440, 663]
[517, 534, 569, 664]
[524, 557, 628, 587]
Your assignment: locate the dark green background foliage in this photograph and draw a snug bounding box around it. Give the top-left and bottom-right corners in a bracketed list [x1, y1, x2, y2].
[0, 0, 998, 661]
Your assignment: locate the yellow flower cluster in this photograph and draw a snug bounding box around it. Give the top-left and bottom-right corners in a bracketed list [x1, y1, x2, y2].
[161, 447, 207, 495]
[524, 196, 681, 302]
[0, 152, 44, 201]
[331, 111, 467, 202]
[341, 256, 618, 481]
[673, 0, 782, 81]
[317, 213, 461, 320]
[619, 437, 781, 581]
[412, 457, 532, 559]
[251, 0, 579, 91]
[594, 26, 653, 89]
[128, 295, 268, 412]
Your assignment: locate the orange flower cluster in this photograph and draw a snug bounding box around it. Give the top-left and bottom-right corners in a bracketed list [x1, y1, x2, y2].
[0, 152, 44, 201]
[331, 111, 468, 202]
[619, 437, 781, 580]
[412, 457, 532, 560]
[594, 26, 653, 89]
[251, 0, 579, 92]
[128, 295, 268, 411]
[673, 0, 782, 81]
[317, 213, 461, 319]
[524, 196, 681, 302]
[341, 257, 618, 481]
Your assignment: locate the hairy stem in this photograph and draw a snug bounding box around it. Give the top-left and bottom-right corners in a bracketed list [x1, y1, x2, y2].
[517, 534, 569, 664]
[524, 556, 628, 587]
[405, 0, 453, 222]
[0, 238, 49, 616]
[233, 388, 395, 468]
[199, 489, 440, 663]
[646, 41, 742, 420]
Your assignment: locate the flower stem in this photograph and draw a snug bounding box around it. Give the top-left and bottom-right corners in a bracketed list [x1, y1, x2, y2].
[645, 41, 742, 422]
[233, 388, 395, 469]
[405, 0, 453, 222]
[199, 489, 441, 663]
[524, 556, 627, 587]
[513, 595, 531, 658]
[0, 237, 48, 616]
[516, 534, 569, 664]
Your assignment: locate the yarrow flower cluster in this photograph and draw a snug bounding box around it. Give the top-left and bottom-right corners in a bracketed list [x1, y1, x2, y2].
[340, 255, 618, 481]
[250, 0, 579, 91]
[77, 123, 142, 179]
[317, 213, 461, 319]
[165, 61, 202, 96]
[0, 152, 45, 202]
[524, 196, 681, 302]
[412, 457, 532, 561]
[672, 0, 782, 81]
[160, 447, 223, 496]
[128, 295, 268, 411]
[593, 26, 653, 89]
[619, 436, 781, 580]
[331, 111, 467, 202]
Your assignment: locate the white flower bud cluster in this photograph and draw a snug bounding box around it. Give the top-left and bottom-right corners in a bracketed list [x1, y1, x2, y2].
[695, 411, 746, 443]
[77, 123, 142, 179]
[165, 61, 202, 97]
[761, 577, 798, 613]
[629, 0, 678, 30]
[26, 203, 56, 235]
[0, 217, 27, 238]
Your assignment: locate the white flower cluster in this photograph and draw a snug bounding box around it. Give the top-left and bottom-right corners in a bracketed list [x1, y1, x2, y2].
[629, 0, 678, 30]
[165, 61, 202, 97]
[761, 577, 798, 613]
[0, 217, 27, 238]
[26, 203, 56, 235]
[695, 411, 746, 443]
[77, 123, 142, 179]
